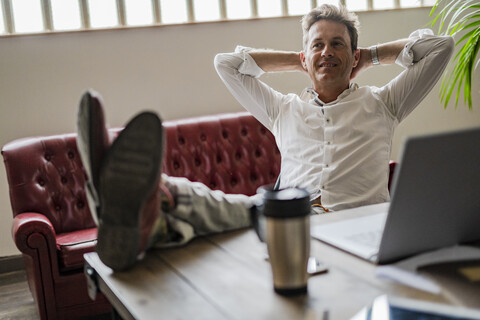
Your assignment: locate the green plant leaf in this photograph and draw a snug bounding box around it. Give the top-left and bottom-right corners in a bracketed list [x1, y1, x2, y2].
[457, 28, 478, 45]
[462, 16, 480, 30]
[431, 0, 480, 109]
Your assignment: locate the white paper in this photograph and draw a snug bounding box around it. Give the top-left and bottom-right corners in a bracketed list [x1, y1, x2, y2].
[375, 245, 480, 294]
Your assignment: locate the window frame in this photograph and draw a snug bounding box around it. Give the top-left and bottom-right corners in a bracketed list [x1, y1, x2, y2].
[0, 0, 433, 37]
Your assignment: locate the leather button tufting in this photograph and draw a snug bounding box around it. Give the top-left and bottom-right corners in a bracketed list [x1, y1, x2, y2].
[55, 205, 61, 211]
[235, 153, 241, 160]
[45, 154, 52, 161]
[38, 178, 45, 186]
[216, 155, 222, 163]
[241, 128, 247, 136]
[195, 159, 201, 166]
[61, 177, 67, 184]
[255, 150, 261, 157]
[200, 134, 206, 141]
[77, 201, 84, 208]
[173, 161, 180, 170]
[178, 137, 185, 145]
[222, 131, 228, 139]
[231, 178, 237, 186]
[68, 151, 75, 159]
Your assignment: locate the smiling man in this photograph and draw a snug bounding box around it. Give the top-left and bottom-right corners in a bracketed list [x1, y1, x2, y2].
[214, 4, 454, 212]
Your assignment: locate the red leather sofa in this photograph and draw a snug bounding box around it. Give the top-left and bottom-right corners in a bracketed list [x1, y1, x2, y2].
[1, 112, 280, 319]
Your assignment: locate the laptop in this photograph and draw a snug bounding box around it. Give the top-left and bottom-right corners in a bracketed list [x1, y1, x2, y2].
[311, 127, 480, 265]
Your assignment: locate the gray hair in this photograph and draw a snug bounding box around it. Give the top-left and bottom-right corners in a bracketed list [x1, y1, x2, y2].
[301, 4, 360, 52]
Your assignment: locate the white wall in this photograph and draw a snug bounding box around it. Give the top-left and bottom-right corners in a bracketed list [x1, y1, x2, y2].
[1, 7, 479, 257]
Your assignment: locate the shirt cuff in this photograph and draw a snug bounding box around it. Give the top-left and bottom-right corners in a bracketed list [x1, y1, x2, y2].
[234, 45, 265, 78]
[395, 28, 434, 68]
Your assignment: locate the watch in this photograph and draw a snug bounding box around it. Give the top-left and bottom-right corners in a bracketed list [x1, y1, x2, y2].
[370, 46, 380, 66]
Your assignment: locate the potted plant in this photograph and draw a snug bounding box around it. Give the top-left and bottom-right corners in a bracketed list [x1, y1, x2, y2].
[430, 0, 480, 109]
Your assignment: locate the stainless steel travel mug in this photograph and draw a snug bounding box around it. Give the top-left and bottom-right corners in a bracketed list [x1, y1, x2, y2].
[262, 187, 310, 296]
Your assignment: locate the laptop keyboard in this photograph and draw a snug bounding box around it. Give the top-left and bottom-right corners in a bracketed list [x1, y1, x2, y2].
[311, 208, 389, 261]
[345, 230, 383, 249]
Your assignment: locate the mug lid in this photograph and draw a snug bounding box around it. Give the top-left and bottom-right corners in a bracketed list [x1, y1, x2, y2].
[260, 187, 310, 218]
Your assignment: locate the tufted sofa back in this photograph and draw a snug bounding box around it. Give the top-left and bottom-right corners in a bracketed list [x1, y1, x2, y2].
[2, 112, 281, 234]
[162, 112, 280, 195]
[3, 133, 95, 234]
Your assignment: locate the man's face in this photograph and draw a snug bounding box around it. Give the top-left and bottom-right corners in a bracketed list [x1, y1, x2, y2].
[302, 20, 359, 93]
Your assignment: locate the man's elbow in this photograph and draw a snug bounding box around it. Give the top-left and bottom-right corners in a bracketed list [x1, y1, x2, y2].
[429, 36, 455, 76]
[214, 52, 233, 74]
[428, 35, 455, 64]
[214, 53, 226, 75]
[442, 36, 455, 59]
[214, 53, 224, 68]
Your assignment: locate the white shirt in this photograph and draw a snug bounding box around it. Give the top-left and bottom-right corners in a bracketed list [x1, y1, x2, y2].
[214, 29, 454, 211]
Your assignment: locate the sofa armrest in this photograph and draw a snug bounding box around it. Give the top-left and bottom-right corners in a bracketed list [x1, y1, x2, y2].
[12, 212, 57, 253]
[11, 212, 62, 278]
[11, 213, 62, 316]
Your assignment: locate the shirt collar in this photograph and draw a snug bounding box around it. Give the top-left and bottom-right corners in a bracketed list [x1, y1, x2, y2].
[304, 83, 359, 107]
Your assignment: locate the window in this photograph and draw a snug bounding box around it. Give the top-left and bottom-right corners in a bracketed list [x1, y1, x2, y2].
[193, 0, 220, 22]
[11, 0, 44, 33]
[345, 0, 368, 12]
[288, 0, 311, 16]
[0, 3, 5, 34]
[226, 0, 251, 19]
[373, 0, 395, 10]
[51, 0, 82, 31]
[257, 0, 282, 18]
[160, 0, 188, 24]
[87, 0, 118, 29]
[319, 0, 341, 6]
[1, 0, 436, 36]
[125, 0, 154, 26]
[401, 0, 421, 8]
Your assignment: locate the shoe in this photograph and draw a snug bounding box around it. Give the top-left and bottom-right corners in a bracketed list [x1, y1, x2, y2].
[96, 112, 166, 271]
[77, 90, 110, 225]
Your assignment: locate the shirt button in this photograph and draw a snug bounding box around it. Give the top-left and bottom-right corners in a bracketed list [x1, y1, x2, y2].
[327, 141, 331, 145]
[326, 118, 331, 123]
[325, 164, 329, 168]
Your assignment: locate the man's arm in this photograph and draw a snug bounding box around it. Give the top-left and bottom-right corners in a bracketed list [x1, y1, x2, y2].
[351, 38, 412, 79]
[375, 30, 454, 122]
[214, 48, 291, 130]
[247, 50, 305, 73]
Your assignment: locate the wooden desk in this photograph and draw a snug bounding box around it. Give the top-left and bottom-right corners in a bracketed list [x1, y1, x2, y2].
[84, 204, 476, 320]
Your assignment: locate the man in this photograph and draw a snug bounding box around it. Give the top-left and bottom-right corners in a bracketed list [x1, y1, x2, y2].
[215, 4, 453, 212]
[78, 5, 453, 271]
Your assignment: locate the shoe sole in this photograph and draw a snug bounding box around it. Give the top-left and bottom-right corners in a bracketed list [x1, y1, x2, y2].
[96, 112, 164, 271]
[77, 91, 104, 225]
